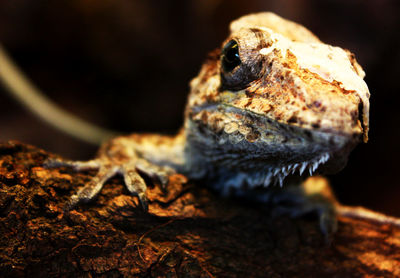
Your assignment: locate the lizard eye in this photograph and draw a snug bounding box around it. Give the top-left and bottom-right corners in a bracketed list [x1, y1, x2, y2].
[220, 37, 265, 91]
[221, 40, 241, 72]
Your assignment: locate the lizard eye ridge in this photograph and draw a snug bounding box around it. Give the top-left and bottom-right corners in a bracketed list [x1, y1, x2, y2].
[222, 40, 241, 72]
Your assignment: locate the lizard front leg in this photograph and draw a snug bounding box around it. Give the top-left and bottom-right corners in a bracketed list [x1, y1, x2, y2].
[269, 177, 339, 237]
[212, 171, 338, 237]
[45, 133, 184, 210]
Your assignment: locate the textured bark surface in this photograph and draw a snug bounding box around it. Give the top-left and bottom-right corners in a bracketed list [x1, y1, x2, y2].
[0, 141, 399, 277]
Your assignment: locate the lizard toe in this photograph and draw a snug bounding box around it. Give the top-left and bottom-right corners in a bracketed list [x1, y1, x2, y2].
[63, 165, 119, 210]
[122, 163, 150, 211]
[44, 157, 101, 171]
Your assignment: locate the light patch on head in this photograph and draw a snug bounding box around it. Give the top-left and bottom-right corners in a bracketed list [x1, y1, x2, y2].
[286, 42, 370, 142]
[255, 26, 370, 141]
[259, 47, 272, 56]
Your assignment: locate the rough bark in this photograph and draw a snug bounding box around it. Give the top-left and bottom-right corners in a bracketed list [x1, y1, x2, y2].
[0, 141, 399, 277]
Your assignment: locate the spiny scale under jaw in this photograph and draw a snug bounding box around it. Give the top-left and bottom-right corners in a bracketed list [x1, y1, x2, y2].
[270, 152, 330, 187]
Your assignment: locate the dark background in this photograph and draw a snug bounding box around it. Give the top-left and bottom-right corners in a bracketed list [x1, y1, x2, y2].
[0, 0, 399, 216]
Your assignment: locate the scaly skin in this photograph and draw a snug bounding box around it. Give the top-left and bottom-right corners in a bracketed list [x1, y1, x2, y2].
[46, 12, 370, 236]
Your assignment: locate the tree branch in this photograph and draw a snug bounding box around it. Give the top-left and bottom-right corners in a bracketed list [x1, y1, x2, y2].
[0, 141, 399, 277]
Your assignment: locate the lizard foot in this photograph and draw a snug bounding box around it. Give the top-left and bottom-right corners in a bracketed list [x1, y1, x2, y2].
[269, 177, 338, 240]
[45, 139, 175, 211]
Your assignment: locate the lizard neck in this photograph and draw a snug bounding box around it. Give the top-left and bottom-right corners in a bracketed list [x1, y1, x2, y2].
[130, 130, 187, 171]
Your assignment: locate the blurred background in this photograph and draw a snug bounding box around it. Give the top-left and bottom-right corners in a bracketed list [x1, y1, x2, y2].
[0, 0, 399, 216]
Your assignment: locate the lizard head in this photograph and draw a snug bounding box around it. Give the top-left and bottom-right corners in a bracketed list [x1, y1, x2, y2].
[185, 13, 370, 184]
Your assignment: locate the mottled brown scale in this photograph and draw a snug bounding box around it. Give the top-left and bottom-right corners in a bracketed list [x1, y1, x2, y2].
[313, 101, 322, 108]
[245, 131, 260, 142]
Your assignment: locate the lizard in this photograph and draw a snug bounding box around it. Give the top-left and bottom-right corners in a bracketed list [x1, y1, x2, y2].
[4, 12, 372, 235]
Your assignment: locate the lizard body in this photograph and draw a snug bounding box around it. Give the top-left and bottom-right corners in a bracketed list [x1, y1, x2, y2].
[47, 12, 370, 234]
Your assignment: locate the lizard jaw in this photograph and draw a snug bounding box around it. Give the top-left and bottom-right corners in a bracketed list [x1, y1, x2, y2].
[187, 103, 358, 187]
